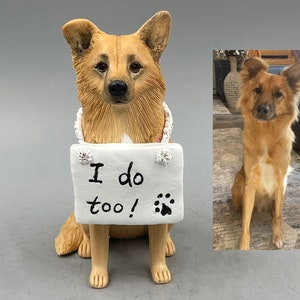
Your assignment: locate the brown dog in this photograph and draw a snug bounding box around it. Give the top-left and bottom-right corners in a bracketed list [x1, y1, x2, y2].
[55, 11, 175, 287]
[232, 57, 300, 250]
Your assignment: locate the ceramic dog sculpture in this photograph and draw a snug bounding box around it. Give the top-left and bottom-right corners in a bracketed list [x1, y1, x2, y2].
[55, 11, 176, 288]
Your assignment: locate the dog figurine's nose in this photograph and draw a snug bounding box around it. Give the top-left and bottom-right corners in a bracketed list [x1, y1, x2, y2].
[109, 80, 128, 96]
[253, 103, 275, 121]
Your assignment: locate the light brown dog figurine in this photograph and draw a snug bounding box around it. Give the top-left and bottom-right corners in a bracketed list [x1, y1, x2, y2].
[232, 57, 300, 250]
[55, 11, 175, 288]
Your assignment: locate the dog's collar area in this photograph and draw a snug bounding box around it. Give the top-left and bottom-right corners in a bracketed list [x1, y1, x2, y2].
[74, 102, 173, 144]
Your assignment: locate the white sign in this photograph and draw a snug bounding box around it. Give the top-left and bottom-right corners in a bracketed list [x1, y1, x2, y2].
[70, 143, 184, 225]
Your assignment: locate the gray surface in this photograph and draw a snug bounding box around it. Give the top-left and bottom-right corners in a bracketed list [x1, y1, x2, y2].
[1, 0, 300, 299]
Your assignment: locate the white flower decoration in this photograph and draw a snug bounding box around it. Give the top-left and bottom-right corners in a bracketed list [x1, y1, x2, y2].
[77, 149, 93, 165]
[156, 148, 173, 166]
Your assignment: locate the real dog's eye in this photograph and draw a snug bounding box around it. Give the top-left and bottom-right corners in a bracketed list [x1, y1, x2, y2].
[129, 62, 142, 73]
[254, 86, 262, 94]
[274, 91, 283, 98]
[95, 62, 108, 73]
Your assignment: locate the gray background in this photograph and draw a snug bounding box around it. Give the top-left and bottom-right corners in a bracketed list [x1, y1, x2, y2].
[1, 0, 300, 299]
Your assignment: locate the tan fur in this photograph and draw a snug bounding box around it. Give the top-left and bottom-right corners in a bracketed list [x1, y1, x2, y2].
[55, 11, 175, 288]
[232, 57, 300, 250]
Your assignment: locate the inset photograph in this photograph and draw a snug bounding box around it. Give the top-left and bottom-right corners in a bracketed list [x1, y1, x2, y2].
[213, 50, 300, 250]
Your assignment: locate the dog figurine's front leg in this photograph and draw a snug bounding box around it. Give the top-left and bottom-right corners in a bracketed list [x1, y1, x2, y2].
[148, 224, 171, 283]
[272, 183, 285, 249]
[89, 224, 109, 288]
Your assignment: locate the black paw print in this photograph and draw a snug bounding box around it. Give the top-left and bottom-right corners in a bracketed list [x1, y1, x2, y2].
[154, 193, 175, 216]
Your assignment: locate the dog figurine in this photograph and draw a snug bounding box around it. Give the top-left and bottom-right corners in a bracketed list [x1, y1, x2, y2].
[55, 11, 175, 288]
[232, 57, 300, 250]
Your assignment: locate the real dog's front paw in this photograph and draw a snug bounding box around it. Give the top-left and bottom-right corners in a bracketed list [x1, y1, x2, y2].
[89, 268, 108, 289]
[239, 244, 250, 250]
[272, 233, 284, 249]
[151, 264, 171, 284]
[239, 235, 250, 250]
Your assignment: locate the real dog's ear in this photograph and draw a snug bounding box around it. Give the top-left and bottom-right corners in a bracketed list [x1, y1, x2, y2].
[281, 62, 300, 93]
[62, 19, 102, 57]
[241, 57, 269, 82]
[135, 11, 171, 62]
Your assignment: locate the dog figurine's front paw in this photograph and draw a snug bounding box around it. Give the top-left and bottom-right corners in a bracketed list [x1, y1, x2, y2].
[89, 267, 109, 289]
[151, 264, 171, 284]
[272, 233, 284, 249]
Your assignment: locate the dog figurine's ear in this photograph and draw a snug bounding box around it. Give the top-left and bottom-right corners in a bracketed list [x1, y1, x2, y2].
[135, 11, 171, 62]
[241, 57, 269, 82]
[62, 19, 102, 57]
[281, 62, 300, 93]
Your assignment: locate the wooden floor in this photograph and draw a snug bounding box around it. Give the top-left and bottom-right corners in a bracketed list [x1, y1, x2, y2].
[213, 114, 243, 129]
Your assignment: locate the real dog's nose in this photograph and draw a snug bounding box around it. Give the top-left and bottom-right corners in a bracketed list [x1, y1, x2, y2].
[257, 103, 270, 115]
[109, 80, 128, 96]
[254, 103, 275, 120]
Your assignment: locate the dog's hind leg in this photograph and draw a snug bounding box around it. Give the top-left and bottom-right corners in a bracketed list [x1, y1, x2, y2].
[149, 224, 171, 284]
[272, 183, 285, 249]
[55, 212, 83, 256]
[89, 224, 109, 288]
[231, 166, 245, 210]
[78, 224, 91, 258]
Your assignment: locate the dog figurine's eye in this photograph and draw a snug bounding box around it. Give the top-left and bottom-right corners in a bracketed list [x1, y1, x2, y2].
[274, 91, 283, 98]
[95, 62, 108, 73]
[129, 62, 142, 73]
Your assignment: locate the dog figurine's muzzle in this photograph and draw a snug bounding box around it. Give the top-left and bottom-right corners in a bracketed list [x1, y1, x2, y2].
[108, 80, 130, 105]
